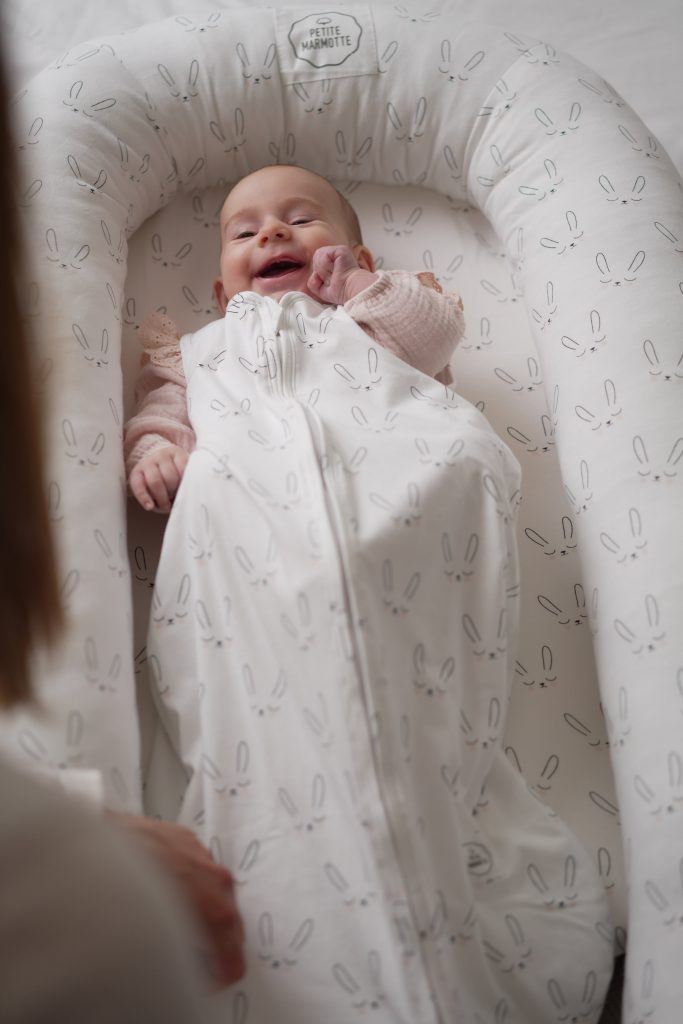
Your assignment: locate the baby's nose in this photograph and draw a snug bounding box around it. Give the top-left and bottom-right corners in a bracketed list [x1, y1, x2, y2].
[259, 221, 290, 242]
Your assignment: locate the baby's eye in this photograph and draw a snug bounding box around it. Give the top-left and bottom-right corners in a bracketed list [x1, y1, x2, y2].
[291, 218, 312, 225]
[235, 230, 255, 239]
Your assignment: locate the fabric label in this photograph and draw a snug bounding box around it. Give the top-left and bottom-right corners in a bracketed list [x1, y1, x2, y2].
[274, 6, 378, 83]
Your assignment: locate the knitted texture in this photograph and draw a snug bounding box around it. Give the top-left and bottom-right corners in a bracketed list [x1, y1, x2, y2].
[345, 269, 464, 379]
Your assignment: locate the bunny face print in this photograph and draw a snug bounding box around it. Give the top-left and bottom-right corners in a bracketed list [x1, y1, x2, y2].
[142, 289, 612, 1022]
[212, 164, 374, 309]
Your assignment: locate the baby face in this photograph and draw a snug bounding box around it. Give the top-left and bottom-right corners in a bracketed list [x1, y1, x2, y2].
[213, 165, 370, 309]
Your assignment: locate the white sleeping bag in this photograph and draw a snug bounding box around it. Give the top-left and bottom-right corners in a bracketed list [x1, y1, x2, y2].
[146, 290, 611, 1022]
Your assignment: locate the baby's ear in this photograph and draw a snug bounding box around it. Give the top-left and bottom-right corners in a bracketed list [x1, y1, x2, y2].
[354, 244, 375, 273]
[213, 276, 228, 313]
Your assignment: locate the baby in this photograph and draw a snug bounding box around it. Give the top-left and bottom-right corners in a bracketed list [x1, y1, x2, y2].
[124, 163, 464, 509]
[124, 165, 611, 1022]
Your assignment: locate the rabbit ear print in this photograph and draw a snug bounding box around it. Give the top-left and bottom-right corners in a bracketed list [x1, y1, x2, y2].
[157, 64, 180, 96]
[333, 963, 360, 996]
[666, 437, 683, 475]
[287, 918, 314, 960]
[462, 613, 481, 645]
[538, 754, 559, 790]
[257, 911, 274, 952]
[367, 347, 380, 377]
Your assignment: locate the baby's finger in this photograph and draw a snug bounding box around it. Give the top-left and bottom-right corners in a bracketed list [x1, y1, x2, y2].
[143, 464, 172, 512]
[312, 247, 335, 276]
[171, 448, 189, 474]
[158, 455, 181, 496]
[129, 468, 155, 511]
[308, 270, 325, 294]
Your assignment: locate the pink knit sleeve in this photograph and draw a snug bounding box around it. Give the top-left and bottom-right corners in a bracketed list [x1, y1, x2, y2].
[123, 312, 196, 482]
[343, 270, 465, 382]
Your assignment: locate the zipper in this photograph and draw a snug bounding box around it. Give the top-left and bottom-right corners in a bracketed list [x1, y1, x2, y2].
[317, 435, 442, 1023]
[267, 293, 300, 399]
[273, 299, 440, 1023]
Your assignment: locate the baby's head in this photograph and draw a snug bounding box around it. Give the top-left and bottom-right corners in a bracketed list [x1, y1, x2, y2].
[213, 164, 374, 310]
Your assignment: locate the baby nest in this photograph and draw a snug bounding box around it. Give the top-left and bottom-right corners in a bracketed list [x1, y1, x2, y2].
[6, 5, 683, 1019]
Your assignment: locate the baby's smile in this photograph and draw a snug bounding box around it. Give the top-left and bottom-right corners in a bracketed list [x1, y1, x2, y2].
[252, 250, 311, 298]
[254, 255, 309, 294]
[256, 256, 306, 280]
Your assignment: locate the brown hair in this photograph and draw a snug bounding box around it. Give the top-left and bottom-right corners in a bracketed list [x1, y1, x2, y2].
[0, 45, 64, 708]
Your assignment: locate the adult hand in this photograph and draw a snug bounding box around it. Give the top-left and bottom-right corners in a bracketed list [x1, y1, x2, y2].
[108, 811, 246, 989]
[307, 245, 378, 305]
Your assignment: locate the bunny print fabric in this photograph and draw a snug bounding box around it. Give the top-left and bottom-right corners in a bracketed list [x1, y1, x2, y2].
[147, 290, 612, 1023]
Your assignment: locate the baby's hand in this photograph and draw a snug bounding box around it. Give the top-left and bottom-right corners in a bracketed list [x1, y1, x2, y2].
[308, 245, 377, 305]
[129, 444, 189, 512]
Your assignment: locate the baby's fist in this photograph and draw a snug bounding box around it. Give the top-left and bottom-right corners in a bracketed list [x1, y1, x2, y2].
[129, 444, 189, 512]
[308, 245, 376, 305]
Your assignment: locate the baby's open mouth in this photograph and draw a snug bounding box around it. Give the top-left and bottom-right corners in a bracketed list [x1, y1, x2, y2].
[257, 259, 305, 279]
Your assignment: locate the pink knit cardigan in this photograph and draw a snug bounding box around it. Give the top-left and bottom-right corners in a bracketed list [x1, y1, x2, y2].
[124, 270, 464, 480]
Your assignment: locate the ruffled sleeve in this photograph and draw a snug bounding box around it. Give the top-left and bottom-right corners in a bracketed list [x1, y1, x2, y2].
[123, 313, 195, 483]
